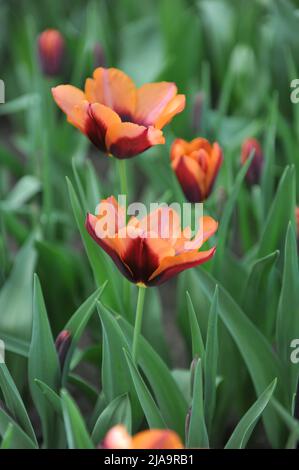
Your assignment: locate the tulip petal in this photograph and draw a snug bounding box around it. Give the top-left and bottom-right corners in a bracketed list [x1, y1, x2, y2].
[103, 425, 132, 449]
[122, 235, 173, 284]
[85, 67, 137, 120]
[148, 247, 216, 286]
[132, 430, 184, 449]
[154, 94, 186, 130]
[139, 206, 182, 245]
[105, 122, 165, 159]
[174, 216, 218, 253]
[85, 103, 121, 151]
[172, 155, 203, 202]
[206, 143, 223, 194]
[135, 82, 184, 128]
[52, 85, 85, 117]
[85, 213, 134, 282]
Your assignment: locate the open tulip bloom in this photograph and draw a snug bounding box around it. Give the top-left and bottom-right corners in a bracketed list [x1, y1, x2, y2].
[171, 137, 223, 202]
[85, 196, 218, 287]
[52, 67, 185, 159]
[86, 196, 217, 362]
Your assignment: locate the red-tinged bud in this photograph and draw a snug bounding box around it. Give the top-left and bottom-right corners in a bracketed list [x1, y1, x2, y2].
[171, 137, 223, 202]
[192, 92, 204, 133]
[55, 330, 71, 369]
[241, 138, 263, 186]
[38, 29, 65, 76]
[93, 43, 106, 68]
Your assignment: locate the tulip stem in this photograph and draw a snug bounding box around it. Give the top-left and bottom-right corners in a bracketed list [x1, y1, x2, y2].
[117, 159, 128, 197]
[132, 285, 146, 363]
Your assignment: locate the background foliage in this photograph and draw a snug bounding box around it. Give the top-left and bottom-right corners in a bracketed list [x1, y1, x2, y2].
[0, 0, 299, 449]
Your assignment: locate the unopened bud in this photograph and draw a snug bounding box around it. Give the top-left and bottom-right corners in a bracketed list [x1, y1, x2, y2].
[241, 138, 263, 186]
[55, 330, 71, 369]
[38, 29, 65, 76]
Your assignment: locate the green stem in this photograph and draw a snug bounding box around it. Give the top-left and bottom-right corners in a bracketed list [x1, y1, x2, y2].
[117, 158, 128, 197]
[132, 286, 146, 363]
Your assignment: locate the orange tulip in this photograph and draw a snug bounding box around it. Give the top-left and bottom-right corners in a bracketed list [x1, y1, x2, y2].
[241, 138, 263, 186]
[38, 29, 64, 76]
[52, 68, 185, 159]
[102, 425, 183, 449]
[170, 138, 223, 203]
[85, 196, 217, 286]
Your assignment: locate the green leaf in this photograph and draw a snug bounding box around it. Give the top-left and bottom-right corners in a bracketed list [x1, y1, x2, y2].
[28, 275, 61, 447]
[257, 166, 295, 259]
[0, 93, 39, 115]
[34, 379, 62, 416]
[187, 359, 209, 448]
[0, 407, 37, 449]
[261, 94, 278, 212]
[0, 423, 14, 449]
[195, 267, 285, 447]
[92, 394, 132, 445]
[212, 155, 253, 277]
[118, 316, 188, 439]
[97, 302, 143, 428]
[68, 374, 98, 404]
[0, 176, 41, 212]
[61, 389, 94, 449]
[242, 251, 279, 333]
[61, 283, 106, 385]
[124, 349, 166, 429]
[225, 379, 277, 449]
[66, 177, 122, 312]
[204, 286, 219, 431]
[0, 234, 37, 356]
[0, 363, 36, 444]
[276, 223, 299, 396]
[186, 291, 205, 360]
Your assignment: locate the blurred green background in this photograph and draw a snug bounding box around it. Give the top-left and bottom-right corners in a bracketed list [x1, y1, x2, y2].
[0, 0, 299, 449]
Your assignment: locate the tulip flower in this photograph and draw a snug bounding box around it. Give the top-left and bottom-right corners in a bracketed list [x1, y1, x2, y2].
[85, 196, 217, 287]
[86, 197, 217, 362]
[102, 425, 183, 449]
[38, 29, 65, 76]
[170, 138, 223, 203]
[52, 67, 185, 159]
[241, 137, 263, 186]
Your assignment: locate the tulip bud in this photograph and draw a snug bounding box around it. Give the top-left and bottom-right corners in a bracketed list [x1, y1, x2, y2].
[37, 29, 65, 76]
[102, 425, 132, 449]
[171, 137, 223, 202]
[55, 329, 71, 369]
[93, 43, 106, 68]
[241, 138, 263, 186]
